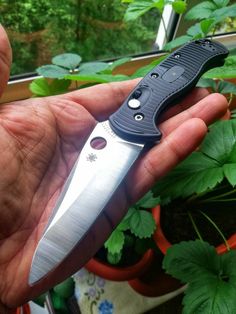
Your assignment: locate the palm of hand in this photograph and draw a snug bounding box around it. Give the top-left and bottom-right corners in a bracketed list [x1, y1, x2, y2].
[0, 97, 96, 307]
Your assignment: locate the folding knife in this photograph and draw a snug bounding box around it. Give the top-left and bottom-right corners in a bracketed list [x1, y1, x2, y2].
[29, 39, 228, 285]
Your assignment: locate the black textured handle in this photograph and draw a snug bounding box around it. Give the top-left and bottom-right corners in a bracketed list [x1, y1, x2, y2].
[109, 39, 228, 143]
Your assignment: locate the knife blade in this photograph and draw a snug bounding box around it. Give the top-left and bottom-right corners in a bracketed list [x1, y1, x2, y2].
[29, 39, 228, 285]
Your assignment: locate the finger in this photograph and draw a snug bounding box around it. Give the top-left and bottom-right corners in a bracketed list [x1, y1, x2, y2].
[61, 78, 141, 120]
[158, 87, 209, 122]
[160, 93, 228, 137]
[0, 25, 12, 97]
[128, 118, 207, 202]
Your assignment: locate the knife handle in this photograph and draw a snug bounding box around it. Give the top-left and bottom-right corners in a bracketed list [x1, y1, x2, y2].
[109, 39, 228, 143]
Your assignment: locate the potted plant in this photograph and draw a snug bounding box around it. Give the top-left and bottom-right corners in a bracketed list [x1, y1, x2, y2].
[85, 191, 159, 282]
[152, 117, 236, 312]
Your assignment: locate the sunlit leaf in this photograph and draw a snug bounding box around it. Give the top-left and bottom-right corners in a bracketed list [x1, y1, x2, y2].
[104, 229, 125, 254]
[172, 0, 187, 14]
[52, 53, 82, 70]
[79, 62, 109, 74]
[124, 0, 156, 22]
[164, 35, 191, 51]
[37, 65, 69, 79]
[185, 1, 217, 20]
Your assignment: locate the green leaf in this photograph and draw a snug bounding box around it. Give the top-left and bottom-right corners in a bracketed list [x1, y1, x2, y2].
[200, 18, 215, 35]
[213, 0, 229, 8]
[107, 251, 122, 265]
[225, 55, 236, 67]
[50, 290, 68, 311]
[172, 1, 187, 14]
[154, 152, 224, 200]
[65, 73, 130, 83]
[106, 57, 132, 73]
[163, 240, 236, 314]
[185, 1, 217, 20]
[30, 78, 71, 96]
[204, 66, 236, 79]
[33, 293, 46, 307]
[187, 23, 202, 37]
[155, 120, 236, 200]
[196, 78, 217, 91]
[124, 0, 156, 22]
[210, 3, 236, 23]
[79, 62, 109, 74]
[54, 278, 75, 299]
[130, 209, 156, 238]
[136, 190, 160, 208]
[223, 164, 236, 186]
[52, 53, 82, 70]
[131, 56, 166, 77]
[218, 81, 236, 95]
[37, 65, 69, 79]
[164, 35, 192, 51]
[104, 229, 125, 254]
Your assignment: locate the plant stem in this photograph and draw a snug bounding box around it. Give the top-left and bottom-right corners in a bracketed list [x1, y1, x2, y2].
[161, 15, 168, 43]
[201, 198, 236, 203]
[199, 188, 236, 202]
[199, 210, 230, 251]
[187, 211, 203, 242]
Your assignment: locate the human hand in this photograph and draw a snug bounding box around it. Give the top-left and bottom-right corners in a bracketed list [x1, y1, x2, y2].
[0, 25, 228, 311]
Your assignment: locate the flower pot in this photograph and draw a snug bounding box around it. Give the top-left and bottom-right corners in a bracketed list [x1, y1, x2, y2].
[85, 207, 160, 281]
[13, 304, 31, 314]
[153, 205, 236, 255]
[85, 248, 154, 281]
[128, 206, 182, 297]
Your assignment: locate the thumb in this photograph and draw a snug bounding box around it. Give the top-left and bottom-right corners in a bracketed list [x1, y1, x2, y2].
[0, 25, 12, 97]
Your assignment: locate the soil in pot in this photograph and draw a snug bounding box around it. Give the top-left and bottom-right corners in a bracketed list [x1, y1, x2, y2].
[160, 198, 236, 246]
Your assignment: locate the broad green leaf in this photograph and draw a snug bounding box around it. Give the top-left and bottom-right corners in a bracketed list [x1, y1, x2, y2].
[185, 1, 217, 20]
[131, 56, 166, 77]
[210, 3, 236, 22]
[122, 0, 134, 2]
[65, 73, 130, 83]
[164, 35, 191, 51]
[163, 241, 236, 314]
[30, 78, 70, 96]
[155, 120, 236, 201]
[104, 229, 125, 254]
[54, 278, 75, 299]
[52, 53, 82, 70]
[79, 62, 109, 74]
[201, 120, 236, 164]
[203, 66, 236, 79]
[213, 0, 229, 7]
[136, 190, 160, 208]
[154, 152, 224, 200]
[197, 78, 217, 91]
[37, 65, 69, 79]
[223, 164, 236, 186]
[163, 240, 220, 283]
[172, 1, 187, 14]
[200, 18, 215, 35]
[130, 210, 156, 238]
[124, 0, 156, 22]
[33, 293, 46, 307]
[218, 81, 236, 95]
[106, 57, 132, 72]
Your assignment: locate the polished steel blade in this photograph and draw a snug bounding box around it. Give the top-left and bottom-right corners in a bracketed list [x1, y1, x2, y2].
[29, 121, 144, 285]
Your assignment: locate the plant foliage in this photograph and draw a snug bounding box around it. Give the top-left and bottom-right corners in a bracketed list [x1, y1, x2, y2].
[154, 119, 236, 203]
[163, 240, 236, 314]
